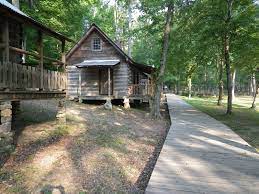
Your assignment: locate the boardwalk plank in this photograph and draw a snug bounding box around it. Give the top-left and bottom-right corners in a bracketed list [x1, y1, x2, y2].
[146, 94, 259, 194]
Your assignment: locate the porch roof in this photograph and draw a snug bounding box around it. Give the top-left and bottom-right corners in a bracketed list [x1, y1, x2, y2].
[75, 59, 120, 68]
[0, 0, 73, 42]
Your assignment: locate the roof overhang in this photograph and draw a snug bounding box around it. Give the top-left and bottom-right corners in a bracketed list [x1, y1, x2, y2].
[75, 59, 120, 68]
[0, 0, 73, 42]
[66, 23, 155, 73]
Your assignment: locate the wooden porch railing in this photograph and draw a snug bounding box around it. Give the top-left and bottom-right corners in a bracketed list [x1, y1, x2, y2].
[128, 84, 153, 97]
[0, 62, 66, 91]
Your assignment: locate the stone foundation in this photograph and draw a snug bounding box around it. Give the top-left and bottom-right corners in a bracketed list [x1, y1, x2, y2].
[11, 101, 20, 124]
[0, 101, 13, 155]
[104, 99, 112, 110]
[56, 99, 66, 124]
[0, 101, 12, 133]
[123, 98, 130, 109]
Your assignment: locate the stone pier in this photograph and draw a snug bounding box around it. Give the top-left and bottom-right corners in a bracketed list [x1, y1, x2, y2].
[11, 101, 21, 124]
[56, 99, 66, 124]
[0, 101, 13, 154]
[123, 97, 130, 109]
[0, 101, 12, 133]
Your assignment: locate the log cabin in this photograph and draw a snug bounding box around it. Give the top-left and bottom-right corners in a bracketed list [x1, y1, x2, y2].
[0, 0, 72, 134]
[66, 24, 154, 106]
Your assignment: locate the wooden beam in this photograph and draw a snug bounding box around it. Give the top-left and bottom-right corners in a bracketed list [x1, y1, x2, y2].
[0, 91, 66, 101]
[38, 31, 44, 90]
[4, 19, 9, 63]
[108, 67, 111, 97]
[9, 46, 39, 58]
[61, 40, 66, 65]
[9, 46, 64, 64]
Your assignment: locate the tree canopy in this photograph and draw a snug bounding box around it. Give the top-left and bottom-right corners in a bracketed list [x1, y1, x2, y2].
[20, 0, 259, 113]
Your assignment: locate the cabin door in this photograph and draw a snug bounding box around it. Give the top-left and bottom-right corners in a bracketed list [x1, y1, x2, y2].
[99, 69, 113, 95]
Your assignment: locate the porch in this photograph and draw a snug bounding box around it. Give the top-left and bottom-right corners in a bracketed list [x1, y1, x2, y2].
[0, 61, 66, 100]
[0, 1, 72, 101]
[128, 84, 153, 98]
[78, 84, 153, 101]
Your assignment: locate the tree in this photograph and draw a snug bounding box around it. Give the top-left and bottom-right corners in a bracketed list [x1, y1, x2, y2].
[148, 1, 174, 118]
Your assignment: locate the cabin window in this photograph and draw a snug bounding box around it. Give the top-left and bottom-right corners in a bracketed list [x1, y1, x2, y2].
[92, 38, 102, 51]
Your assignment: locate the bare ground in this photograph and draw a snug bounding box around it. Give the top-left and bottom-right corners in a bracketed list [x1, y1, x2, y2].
[0, 100, 169, 193]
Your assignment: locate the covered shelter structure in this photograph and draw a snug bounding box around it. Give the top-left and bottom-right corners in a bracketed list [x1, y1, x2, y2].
[66, 24, 154, 105]
[0, 0, 72, 133]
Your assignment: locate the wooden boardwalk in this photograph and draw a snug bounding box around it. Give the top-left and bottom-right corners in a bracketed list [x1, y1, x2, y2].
[146, 94, 259, 194]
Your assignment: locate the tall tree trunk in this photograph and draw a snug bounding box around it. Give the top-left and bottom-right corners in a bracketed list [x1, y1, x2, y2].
[114, 0, 119, 43]
[127, 0, 132, 57]
[177, 71, 180, 94]
[217, 58, 224, 106]
[12, 0, 20, 8]
[231, 68, 236, 101]
[188, 77, 192, 99]
[28, 0, 34, 8]
[251, 73, 257, 109]
[151, 3, 173, 119]
[250, 76, 254, 96]
[225, 0, 233, 115]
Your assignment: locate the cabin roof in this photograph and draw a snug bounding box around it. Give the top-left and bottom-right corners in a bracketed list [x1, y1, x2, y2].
[0, 0, 73, 42]
[66, 23, 154, 74]
[76, 59, 120, 68]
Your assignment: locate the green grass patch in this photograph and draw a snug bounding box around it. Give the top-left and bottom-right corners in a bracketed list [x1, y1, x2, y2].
[47, 125, 70, 139]
[89, 129, 128, 153]
[183, 96, 259, 150]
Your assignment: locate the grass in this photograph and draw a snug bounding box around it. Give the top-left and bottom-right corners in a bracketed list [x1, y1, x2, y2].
[183, 96, 259, 151]
[47, 125, 70, 139]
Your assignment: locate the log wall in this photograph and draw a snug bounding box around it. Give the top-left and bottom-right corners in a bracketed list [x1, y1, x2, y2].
[67, 30, 129, 98]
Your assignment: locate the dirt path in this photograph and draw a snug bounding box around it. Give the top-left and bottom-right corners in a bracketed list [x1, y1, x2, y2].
[0, 100, 169, 193]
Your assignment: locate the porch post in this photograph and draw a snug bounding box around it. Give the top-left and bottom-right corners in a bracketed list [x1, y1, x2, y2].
[61, 40, 66, 65]
[78, 68, 82, 103]
[108, 67, 111, 97]
[3, 19, 9, 89]
[61, 40, 66, 92]
[37, 31, 44, 90]
[104, 67, 112, 110]
[4, 19, 9, 63]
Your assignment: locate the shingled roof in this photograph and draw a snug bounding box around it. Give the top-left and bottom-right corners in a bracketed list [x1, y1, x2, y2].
[66, 23, 154, 74]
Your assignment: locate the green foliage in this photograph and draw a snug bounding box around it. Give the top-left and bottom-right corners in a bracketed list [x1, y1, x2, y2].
[0, 133, 14, 155]
[19, 0, 258, 98]
[47, 125, 70, 139]
[20, 0, 117, 62]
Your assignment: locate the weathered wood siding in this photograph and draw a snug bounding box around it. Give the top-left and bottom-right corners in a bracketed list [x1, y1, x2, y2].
[67, 29, 129, 98]
[81, 68, 99, 96]
[67, 66, 79, 98]
[113, 62, 128, 98]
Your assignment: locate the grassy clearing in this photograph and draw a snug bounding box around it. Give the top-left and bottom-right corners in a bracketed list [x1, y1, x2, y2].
[0, 101, 169, 193]
[183, 96, 259, 150]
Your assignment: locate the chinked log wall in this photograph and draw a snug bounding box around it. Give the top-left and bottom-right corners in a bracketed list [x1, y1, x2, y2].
[0, 62, 66, 91]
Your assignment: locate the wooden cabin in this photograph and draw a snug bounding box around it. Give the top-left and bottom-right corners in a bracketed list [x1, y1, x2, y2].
[0, 0, 72, 133]
[66, 24, 154, 104]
